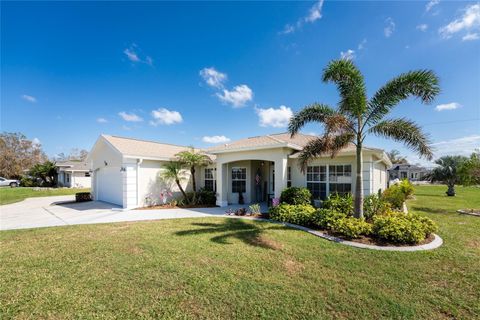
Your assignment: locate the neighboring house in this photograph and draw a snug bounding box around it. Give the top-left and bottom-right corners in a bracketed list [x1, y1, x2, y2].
[55, 160, 92, 188]
[88, 133, 391, 208]
[388, 164, 429, 182]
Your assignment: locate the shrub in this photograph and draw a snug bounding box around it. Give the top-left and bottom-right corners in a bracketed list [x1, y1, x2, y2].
[75, 192, 92, 202]
[398, 179, 415, 199]
[269, 204, 316, 226]
[20, 176, 38, 187]
[373, 212, 438, 244]
[330, 217, 372, 239]
[197, 188, 216, 206]
[322, 193, 354, 216]
[311, 209, 347, 230]
[249, 203, 261, 215]
[382, 185, 406, 210]
[280, 187, 312, 205]
[363, 194, 391, 220]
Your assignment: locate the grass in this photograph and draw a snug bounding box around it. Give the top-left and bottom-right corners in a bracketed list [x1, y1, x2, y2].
[0, 185, 479, 319]
[0, 187, 90, 205]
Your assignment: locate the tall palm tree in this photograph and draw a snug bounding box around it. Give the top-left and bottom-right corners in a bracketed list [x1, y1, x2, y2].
[175, 147, 212, 200]
[427, 156, 467, 196]
[161, 162, 188, 201]
[289, 59, 440, 218]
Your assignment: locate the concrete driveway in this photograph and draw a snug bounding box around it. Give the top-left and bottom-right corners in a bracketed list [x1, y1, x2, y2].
[0, 196, 240, 231]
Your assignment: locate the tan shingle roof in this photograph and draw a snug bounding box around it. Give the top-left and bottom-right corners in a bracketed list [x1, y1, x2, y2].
[102, 135, 214, 160]
[206, 132, 371, 154]
[56, 160, 90, 172]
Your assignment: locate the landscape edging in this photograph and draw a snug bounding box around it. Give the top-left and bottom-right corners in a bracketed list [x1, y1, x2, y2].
[224, 215, 443, 251]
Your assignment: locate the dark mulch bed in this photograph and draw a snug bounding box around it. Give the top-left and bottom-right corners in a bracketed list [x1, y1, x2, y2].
[327, 232, 436, 247]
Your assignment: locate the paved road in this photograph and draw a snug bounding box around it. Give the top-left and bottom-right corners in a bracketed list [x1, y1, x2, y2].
[0, 196, 242, 231]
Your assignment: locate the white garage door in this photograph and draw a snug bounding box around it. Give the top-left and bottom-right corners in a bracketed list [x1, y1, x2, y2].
[96, 167, 123, 206]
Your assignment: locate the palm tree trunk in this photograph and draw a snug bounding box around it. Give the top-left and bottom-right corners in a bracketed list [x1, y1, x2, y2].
[191, 166, 197, 204]
[176, 178, 188, 202]
[354, 144, 364, 219]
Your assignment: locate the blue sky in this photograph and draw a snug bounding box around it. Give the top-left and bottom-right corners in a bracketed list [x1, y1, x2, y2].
[1, 1, 479, 166]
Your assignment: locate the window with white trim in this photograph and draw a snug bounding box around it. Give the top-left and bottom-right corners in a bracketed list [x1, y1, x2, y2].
[232, 167, 246, 193]
[204, 168, 216, 191]
[329, 165, 352, 196]
[306, 165, 327, 200]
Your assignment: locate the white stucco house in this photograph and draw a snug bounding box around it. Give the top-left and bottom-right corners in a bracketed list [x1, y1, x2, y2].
[88, 133, 391, 209]
[55, 160, 91, 188]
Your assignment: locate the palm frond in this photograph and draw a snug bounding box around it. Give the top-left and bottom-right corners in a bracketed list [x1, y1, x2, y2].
[369, 118, 433, 160]
[322, 59, 367, 117]
[288, 103, 335, 137]
[298, 133, 354, 172]
[366, 70, 440, 126]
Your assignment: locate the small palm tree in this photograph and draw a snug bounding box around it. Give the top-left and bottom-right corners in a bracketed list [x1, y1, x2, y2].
[161, 162, 188, 201]
[175, 147, 212, 199]
[289, 59, 440, 218]
[428, 156, 467, 196]
[386, 149, 408, 164]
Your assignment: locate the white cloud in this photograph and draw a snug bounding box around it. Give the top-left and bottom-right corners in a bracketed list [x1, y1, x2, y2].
[279, 0, 324, 34]
[96, 117, 108, 123]
[256, 105, 293, 128]
[124, 48, 140, 62]
[202, 135, 231, 144]
[384, 17, 395, 38]
[123, 44, 153, 65]
[431, 135, 480, 157]
[439, 4, 480, 39]
[305, 0, 324, 23]
[32, 138, 41, 146]
[150, 108, 183, 126]
[463, 32, 479, 41]
[21, 94, 37, 103]
[216, 84, 253, 107]
[118, 111, 143, 122]
[340, 49, 355, 60]
[435, 102, 462, 111]
[425, 0, 440, 13]
[417, 24, 428, 32]
[200, 67, 227, 89]
[357, 38, 367, 50]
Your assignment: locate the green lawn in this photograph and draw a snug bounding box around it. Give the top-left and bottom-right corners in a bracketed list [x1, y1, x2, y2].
[0, 187, 90, 205]
[0, 185, 479, 319]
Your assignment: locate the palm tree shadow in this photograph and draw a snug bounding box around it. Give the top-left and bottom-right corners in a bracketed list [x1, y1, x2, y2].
[175, 219, 289, 250]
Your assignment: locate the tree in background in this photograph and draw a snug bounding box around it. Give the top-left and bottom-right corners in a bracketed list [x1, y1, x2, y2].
[0, 132, 47, 178]
[28, 161, 57, 186]
[175, 148, 212, 202]
[288, 59, 439, 218]
[427, 155, 468, 196]
[54, 148, 89, 161]
[386, 149, 408, 164]
[459, 150, 480, 186]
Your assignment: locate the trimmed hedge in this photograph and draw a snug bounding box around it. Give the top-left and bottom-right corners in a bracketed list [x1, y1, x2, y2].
[373, 212, 438, 244]
[75, 192, 92, 202]
[330, 217, 372, 239]
[322, 193, 354, 216]
[280, 187, 312, 206]
[268, 204, 316, 226]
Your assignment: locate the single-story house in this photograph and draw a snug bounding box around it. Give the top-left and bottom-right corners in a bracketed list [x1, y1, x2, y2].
[55, 160, 91, 188]
[388, 164, 429, 181]
[88, 133, 392, 208]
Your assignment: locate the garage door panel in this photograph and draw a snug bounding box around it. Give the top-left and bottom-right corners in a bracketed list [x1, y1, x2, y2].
[96, 167, 123, 206]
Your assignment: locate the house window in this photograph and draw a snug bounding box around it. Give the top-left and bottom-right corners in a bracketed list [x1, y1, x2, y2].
[85, 172, 91, 177]
[287, 166, 292, 188]
[306, 166, 327, 200]
[329, 165, 352, 196]
[204, 168, 216, 191]
[232, 167, 246, 193]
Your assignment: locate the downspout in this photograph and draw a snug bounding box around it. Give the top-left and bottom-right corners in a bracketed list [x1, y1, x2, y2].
[136, 159, 143, 207]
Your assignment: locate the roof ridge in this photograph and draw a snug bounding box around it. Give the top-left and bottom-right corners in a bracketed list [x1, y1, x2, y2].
[105, 134, 194, 149]
[266, 135, 285, 144]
